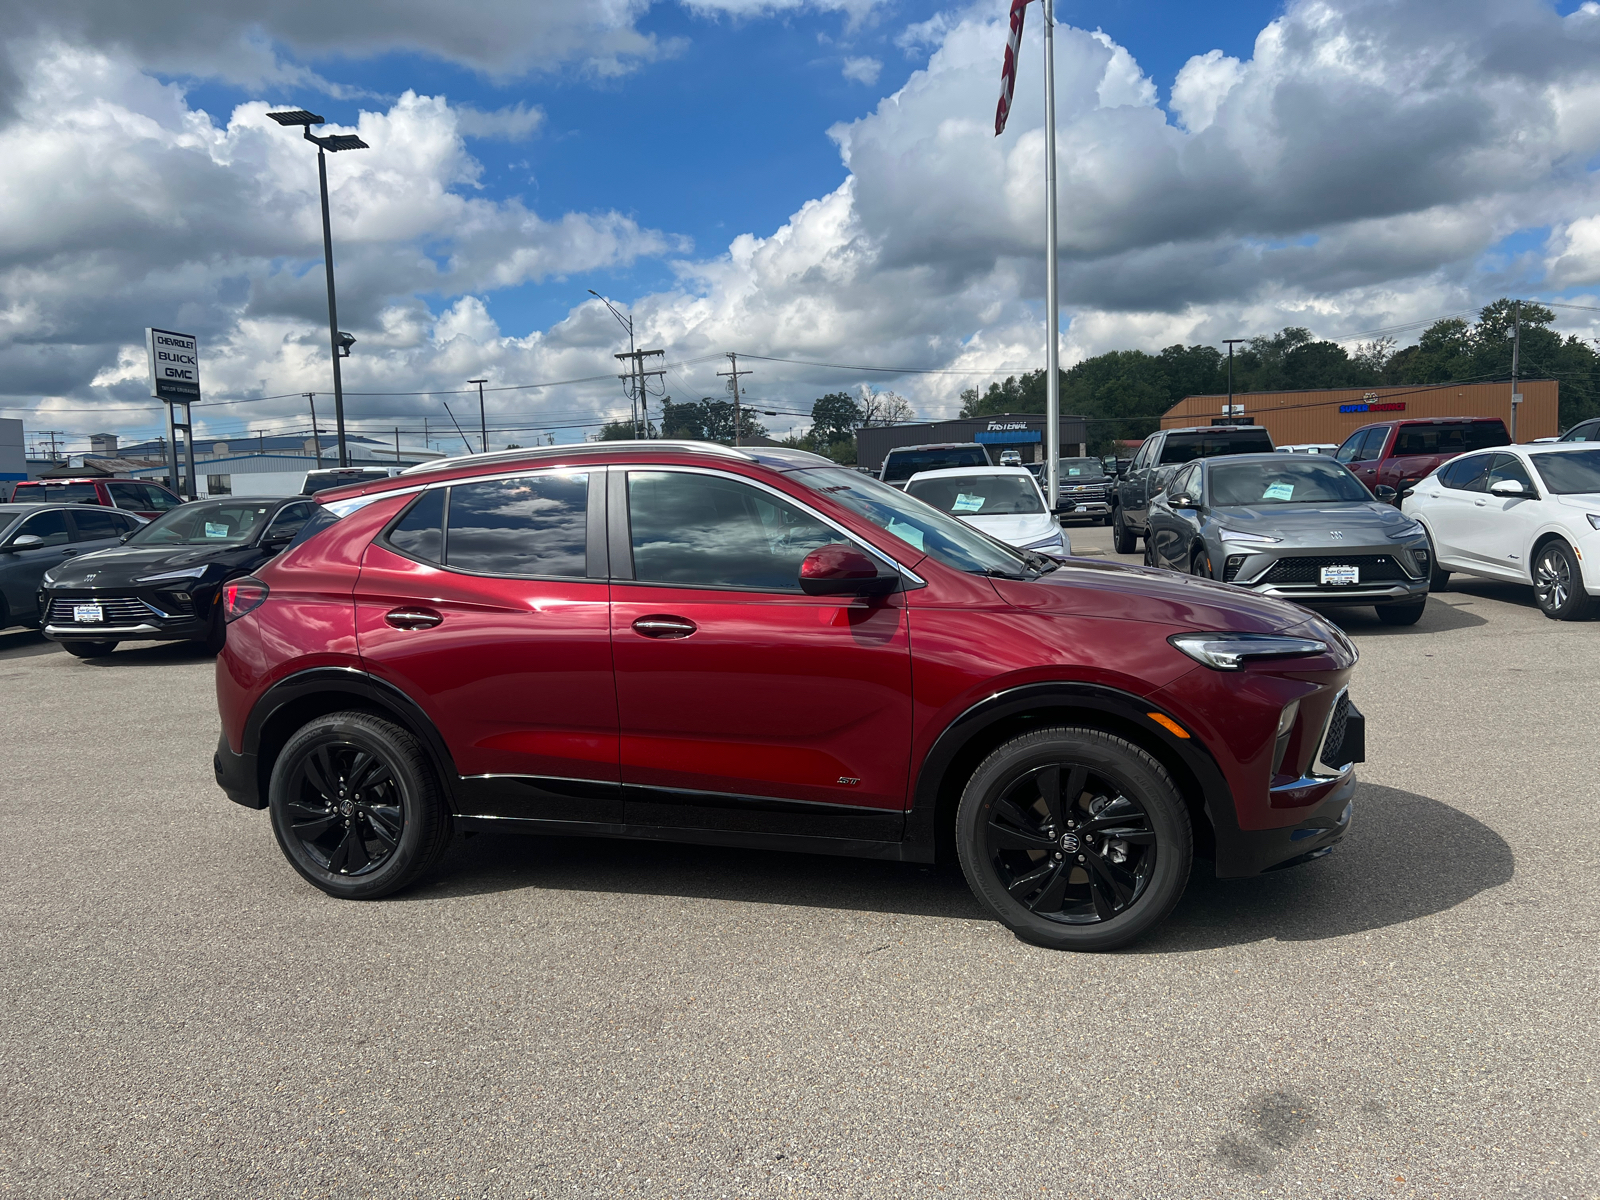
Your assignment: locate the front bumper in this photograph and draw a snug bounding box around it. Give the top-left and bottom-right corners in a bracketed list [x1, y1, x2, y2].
[1222, 542, 1430, 606]
[40, 586, 214, 643]
[1215, 771, 1356, 877]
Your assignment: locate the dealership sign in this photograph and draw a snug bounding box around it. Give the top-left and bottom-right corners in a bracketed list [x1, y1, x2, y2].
[145, 328, 200, 403]
[1339, 401, 1405, 413]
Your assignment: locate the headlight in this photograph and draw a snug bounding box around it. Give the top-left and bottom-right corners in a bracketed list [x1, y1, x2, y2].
[41, 568, 59, 585]
[1168, 632, 1328, 670]
[1219, 529, 1281, 545]
[1588, 513, 1600, 531]
[135, 564, 210, 583]
[1022, 532, 1065, 551]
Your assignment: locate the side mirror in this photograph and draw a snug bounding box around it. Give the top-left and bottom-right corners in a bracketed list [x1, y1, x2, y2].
[1373, 484, 1398, 503]
[262, 533, 294, 549]
[799, 544, 896, 597]
[1051, 501, 1077, 516]
[1400, 487, 1416, 501]
[118, 531, 134, 543]
[1489, 479, 1532, 498]
[7, 534, 43, 550]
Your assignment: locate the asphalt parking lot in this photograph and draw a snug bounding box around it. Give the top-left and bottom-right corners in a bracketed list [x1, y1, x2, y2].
[2, 523, 1596, 1200]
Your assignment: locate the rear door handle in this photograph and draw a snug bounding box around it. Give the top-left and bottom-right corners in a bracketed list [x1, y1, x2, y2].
[632, 614, 697, 639]
[385, 607, 443, 630]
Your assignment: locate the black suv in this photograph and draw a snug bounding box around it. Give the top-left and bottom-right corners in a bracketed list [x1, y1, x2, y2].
[1112, 425, 1275, 552]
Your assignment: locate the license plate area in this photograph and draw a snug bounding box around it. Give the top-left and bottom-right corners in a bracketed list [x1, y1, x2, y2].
[73, 604, 105, 623]
[1319, 566, 1359, 586]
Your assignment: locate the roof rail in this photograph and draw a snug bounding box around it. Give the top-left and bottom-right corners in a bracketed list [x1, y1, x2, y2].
[397, 439, 754, 477]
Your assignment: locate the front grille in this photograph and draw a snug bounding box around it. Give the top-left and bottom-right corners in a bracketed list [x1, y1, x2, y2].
[1260, 554, 1407, 585]
[1319, 693, 1351, 770]
[47, 596, 166, 625]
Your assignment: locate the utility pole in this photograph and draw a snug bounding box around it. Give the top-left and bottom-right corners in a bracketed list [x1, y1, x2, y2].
[394, 427, 401, 464]
[718, 353, 753, 446]
[39, 430, 65, 463]
[1510, 300, 1522, 443]
[615, 349, 666, 438]
[468, 379, 489, 452]
[1223, 339, 1247, 421]
[306, 393, 323, 466]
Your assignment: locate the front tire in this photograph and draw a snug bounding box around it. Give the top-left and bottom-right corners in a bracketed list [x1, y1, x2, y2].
[268, 712, 452, 899]
[1376, 599, 1426, 626]
[61, 640, 115, 658]
[1426, 531, 1450, 593]
[955, 727, 1192, 952]
[1190, 547, 1213, 579]
[1112, 506, 1137, 554]
[1532, 540, 1594, 621]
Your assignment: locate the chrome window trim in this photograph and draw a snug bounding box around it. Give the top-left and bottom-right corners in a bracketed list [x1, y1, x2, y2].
[615, 462, 925, 586]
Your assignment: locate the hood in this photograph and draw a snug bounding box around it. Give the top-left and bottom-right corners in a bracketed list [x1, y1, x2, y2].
[1211, 501, 1420, 540]
[960, 511, 1060, 547]
[44, 543, 253, 587]
[1555, 493, 1600, 513]
[992, 558, 1318, 635]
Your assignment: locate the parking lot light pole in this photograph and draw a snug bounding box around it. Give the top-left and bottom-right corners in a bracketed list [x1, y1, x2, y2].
[268, 109, 368, 467]
[1223, 339, 1246, 421]
[469, 379, 488, 453]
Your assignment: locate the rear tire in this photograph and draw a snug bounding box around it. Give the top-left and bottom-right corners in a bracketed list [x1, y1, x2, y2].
[955, 727, 1192, 952]
[268, 711, 453, 899]
[1112, 506, 1137, 554]
[1376, 599, 1426, 626]
[61, 641, 115, 658]
[1532, 540, 1595, 621]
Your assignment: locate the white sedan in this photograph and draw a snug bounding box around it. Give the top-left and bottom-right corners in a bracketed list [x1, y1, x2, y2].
[1401, 442, 1600, 620]
[903, 466, 1072, 558]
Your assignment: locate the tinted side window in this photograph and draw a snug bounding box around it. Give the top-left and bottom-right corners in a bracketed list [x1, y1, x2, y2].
[627, 471, 839, 591]
[1334, 431, 1368, 464]
[1438, 454, 1492, 492]
[107, 483, 144, 509]
[1560, 420, 1600, 443]
[265, 502, 314, 542]
[386, 490, 444, 563]
[70, 508, 122, 541]
[1485, 454, 1533, 491]
[1159, 431, 1273, 464]
[142, 484, 182, 510]
[16, 511, 70, 546]
[447, 473, 588, 577]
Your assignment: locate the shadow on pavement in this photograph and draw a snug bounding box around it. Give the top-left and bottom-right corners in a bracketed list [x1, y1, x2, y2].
[0, 629, 57, 659]
[412, 783, 1513, 947]
[1321, 595, 1488, 636]
[73, 640, 216, 667]
[1139, 783, 1514, 953]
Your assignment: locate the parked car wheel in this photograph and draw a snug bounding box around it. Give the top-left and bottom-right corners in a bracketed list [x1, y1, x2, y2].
[1102, 513, 1114, 527]
[955, 727, 1192, 952]
[268, 712, 452, 899]
[61, 641, 115, 658]
[1376, 599, 1426, 626]
[1112, 506, 1137, 554]
[202, 609, 227, 655]
[1532, 540, 1595, 621]
[1425, 531, 1450, 593]
[1190, 547, 1213, 579]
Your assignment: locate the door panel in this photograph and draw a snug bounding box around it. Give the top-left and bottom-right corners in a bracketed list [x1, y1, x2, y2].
[1473, 455, 1544, 579]
[354, 474, 620, 822]
[609, 467, 913, 832]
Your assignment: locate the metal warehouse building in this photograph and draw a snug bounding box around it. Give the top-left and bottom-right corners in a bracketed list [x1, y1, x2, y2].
[854, 412, 1089, 472]
[1160, 380, 1557, 446]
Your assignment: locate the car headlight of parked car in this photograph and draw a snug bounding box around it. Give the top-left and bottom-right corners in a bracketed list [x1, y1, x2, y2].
[1588, 513, 1600, 531]
[1168, 632, 1328, 670]
[1219, 529, 1282, 545]
[135, 564, 211, 583]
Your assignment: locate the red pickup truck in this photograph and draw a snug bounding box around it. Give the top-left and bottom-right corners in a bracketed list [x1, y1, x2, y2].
[1332, 418, 1510, 500]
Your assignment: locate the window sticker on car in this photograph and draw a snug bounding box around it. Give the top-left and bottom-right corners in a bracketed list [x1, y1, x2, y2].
[953, 493, 985, 513]
[1263, 482, 1295, 501]
[1067, 467, 1081, 476]
[204, 522, 229, 538]
[886, 518, 926, 550]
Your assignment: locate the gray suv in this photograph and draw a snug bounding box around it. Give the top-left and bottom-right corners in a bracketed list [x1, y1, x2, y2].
[1112, 425, 1274, 553]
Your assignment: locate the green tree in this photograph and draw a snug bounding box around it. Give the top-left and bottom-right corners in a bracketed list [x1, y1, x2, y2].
[658, 398, 767, 444]
[596, 418, 636, 441]
[810, 392, 861, 444]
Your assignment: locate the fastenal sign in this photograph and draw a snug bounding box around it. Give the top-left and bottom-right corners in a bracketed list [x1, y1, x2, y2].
[145, 328, 200, 402]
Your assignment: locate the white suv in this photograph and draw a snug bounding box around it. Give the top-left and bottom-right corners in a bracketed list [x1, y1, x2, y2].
[1401, 443, 1600, 620]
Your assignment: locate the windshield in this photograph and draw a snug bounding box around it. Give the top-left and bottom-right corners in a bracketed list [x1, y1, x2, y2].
[302, 469, 392, 494]
[128, 500, 272, 546]
[905, 473, 1044, 516]
[18, 482, 98, 503]
[1059, 458, 1105, 479]
[881, 447, 990, 482]
[1209, 459, 1372, 505]
[1393, 422, 1508, 455]
[796, 468, 1038, 578]
[1530, 450, 1600, 495]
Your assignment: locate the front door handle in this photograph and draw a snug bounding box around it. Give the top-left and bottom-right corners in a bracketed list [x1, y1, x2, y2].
[1474, 499, 1487, 507]
[632, 614, 697, 639]
[385, 607, 443, 630]
[60, 549, 78, 557]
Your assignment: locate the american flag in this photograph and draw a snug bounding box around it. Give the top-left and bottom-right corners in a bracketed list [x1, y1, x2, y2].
[995, 0, 1031, 136]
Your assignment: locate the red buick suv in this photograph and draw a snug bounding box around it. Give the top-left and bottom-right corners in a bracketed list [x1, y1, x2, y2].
[213, 442, 1363, 951]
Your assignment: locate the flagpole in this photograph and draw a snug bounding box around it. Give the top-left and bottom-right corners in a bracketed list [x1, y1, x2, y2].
[1042, 0, 1061, 513]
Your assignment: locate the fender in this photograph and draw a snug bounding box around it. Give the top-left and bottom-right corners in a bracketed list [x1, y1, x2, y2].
[239, 666, 464, 812]
[900, 680, 1238, 863]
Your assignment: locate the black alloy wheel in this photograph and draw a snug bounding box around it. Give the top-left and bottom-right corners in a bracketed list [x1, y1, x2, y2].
[1532, 540, 1595, 621]
[268, 712, 452, 899]
[61, 641, 115, 658]
[1112, 506, 1137, 554]
[202, 606, 227, 655]
[1425, 529, 1450, 593]
[956, 727, 1192, 952]
[1190, 547, 1213, 579]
